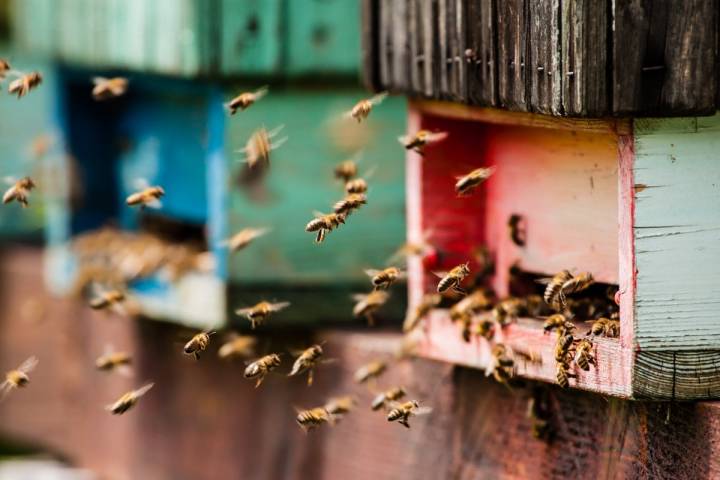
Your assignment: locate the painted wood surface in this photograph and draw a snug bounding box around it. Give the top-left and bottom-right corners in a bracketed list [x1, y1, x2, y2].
[6, 248, 720, 479]
[633, 115, 720, 351]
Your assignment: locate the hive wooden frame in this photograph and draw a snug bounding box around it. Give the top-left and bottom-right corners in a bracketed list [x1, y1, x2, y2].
[406, 99, 720, 400]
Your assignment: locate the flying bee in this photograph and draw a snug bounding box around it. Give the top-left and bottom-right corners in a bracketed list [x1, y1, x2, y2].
[455, 167, 495, 197]
[244, 353, 282, 388]
[95, 346, 132, 375]
[296, 407, 336, 432]
[403, 293, 441, 332]
[352, 290, 389, 326]
[574, 338, 595, 371]
[333, 193, 367, 216]
[88, 287, 126, 311]
[235, 301, 291, 329]
[1, 356, 38, 399]
[221, 227, 271, 252]
[436, 262, 471, 294]
[217, 335, 257, 360]
[365, 266, 405, 290]
[324, 396, 356, 416]
[542, 314, 575, 336]
[0, 59, 10, 79]
[225, 86, 268, 114]
[105, 383, 154, 415]
[344, 92, 388, 123]
[507, 214, 526, 247]
[125, 182, 164, 209]
[334, 158, 358, 182]
[559, 272, 595, 305]
[183, 330, 215, 360]
[7, 71, 42, 98]
[541, 270, 573, 309]
[527, 388, 552, 441]
[556, 361, 575, 388]
[305, 211, 347, 244]
[91, 76, 128, 101]
[398, 130, 448, 155]
[387, 400, 432, 428]
[554, 334, 574, 364]
[345, 178, 368, 194]
[2, 176, 36, 208]
[288, 344, 327, 386]
[488, 344, 515, 385]
[371, 386, 406, 411]
[237, 125, 287, 173]
[354, 360, 386, 384]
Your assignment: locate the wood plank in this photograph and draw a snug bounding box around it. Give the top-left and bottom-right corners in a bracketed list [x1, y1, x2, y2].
[612, 0, 718, 116]
[407, 0, 425, 95]
[438, 0, 449, 98]
[465, 0, 497, 106]
[527, 0, 561, 115]
[452, 0, 467, 101]
[378, 0, 393, 89]
[361, 0, 382, 91]
[421, 0, 439, 97]
[633, 114, 720, 351]
[561, 0, 608, 116]
[390, 0, 409, 90]
[496, 0, 527, 110]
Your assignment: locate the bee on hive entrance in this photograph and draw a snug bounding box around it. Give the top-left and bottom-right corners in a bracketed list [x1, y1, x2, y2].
[371, 386, 406, 411]
[365, 266, 405, 290]
[587, 317, 620, 338]
[574, 338, 595, 371]
[235, 301, 291, 329]
[288, 344, 330, 386]
[353, 360, 387, 384]
[507, 214, 526, 246]
[351, 290, 389, 326]
[343, 92, 388, 123]
[455, 167, 495, 196]
[225, 86, 268, 114]
[403, 293, 441, 333]
[1, 356, 38, 399]
[105, 383, 154, 415]
[2, 176, 36, 208]
[398, 129, 448, 155]
[387, 400, 432, 428]
[6, 71, 42, 98]
[540, 270, 573, 310]
[183, 331, 215, 360]
[220, 227, 271, 252]
[91, 76, 128, 101]
[542, 313, 575, 336]
[436, 262, 471, 294]
[488, 345, 515, 386]
[244, 354, 282, 388]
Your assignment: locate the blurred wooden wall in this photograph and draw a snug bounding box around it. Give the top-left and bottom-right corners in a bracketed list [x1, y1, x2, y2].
[1, 247, 720, 480]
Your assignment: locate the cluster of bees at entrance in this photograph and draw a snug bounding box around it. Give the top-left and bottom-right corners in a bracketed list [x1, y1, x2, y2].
[1, 57, 621, 432]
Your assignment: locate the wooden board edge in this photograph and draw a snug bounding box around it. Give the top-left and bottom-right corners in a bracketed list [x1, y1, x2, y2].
[410, 98, 632, 135]
[632, 350, 720, 400]
[617, 131, 636, 350]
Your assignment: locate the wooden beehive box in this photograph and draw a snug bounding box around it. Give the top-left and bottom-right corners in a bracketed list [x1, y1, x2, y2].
[405, 101, 720, 400]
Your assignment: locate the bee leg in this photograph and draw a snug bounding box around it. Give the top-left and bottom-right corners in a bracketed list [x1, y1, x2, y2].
[400, 418, 410, 429]
[255, 375, 265, 388]
[307, 370, 314, 387]
[365, 313, 375, 327]
[193, 352, 200, 361]
[251, 319, 256, 330]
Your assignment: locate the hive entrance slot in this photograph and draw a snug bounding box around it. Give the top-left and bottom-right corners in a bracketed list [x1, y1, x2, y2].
[138, 213, 207, 251]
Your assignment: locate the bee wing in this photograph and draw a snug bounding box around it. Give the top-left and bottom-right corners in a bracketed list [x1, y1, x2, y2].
[426, 131, 449, 143]
[397, 134, 412, 145]
[2, 176, 17, 185]
[268, 124, 285, 138]
[412, 406, 433, 416]
[268, 301, 290, 312]
[368, 92, 389, 106]
[133, 382, 155, 398]
[0, 381, 13, 401]
[132, 177, 150, 191]
[535, 277, 553, 285]
[248, 227, 272, 240]
[361, 165, 378, 181]
[234, 307, 254, 317]
[271, 136, 288, 151]
[312, 210, 327, 219]
[17, 355, 39, 374]
[145, 198, 163, 209]
[92, 76, 109, 86]
[351, 293, 368, 302]
[253, 85, 269, 100]
[432, 271, 449, 279]
[116, 365, 134, 378]
[102, 343, 114, 356]
[364, 269, 382, 277]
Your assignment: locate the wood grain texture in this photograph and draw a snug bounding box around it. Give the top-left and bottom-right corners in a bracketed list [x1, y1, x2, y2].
[390, 0, 410, 90]
[378, 0, 393, 89]
[496, 0, 527, 110]
[561, 0, 608, 116]
[527, 0, 561, 115]
[407, 0, 424, 95]
[465, 0, 497, 106]
[633, 115, 720, 351]
[361, 0, 382, 91]
[612, 0, 718, 116]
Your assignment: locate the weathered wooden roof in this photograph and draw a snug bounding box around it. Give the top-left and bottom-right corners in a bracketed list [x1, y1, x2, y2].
[362, 0, 719, 118]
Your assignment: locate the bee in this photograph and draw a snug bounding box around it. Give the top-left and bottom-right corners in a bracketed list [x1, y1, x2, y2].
[492, 297, 524, 326]
[459, 313, 473, 342]
[221, 227, 271, 252]
[542, 314, 575, 336]
[7, 71, 42, 98]
[556, 361, 575, 388]
[183, 331, 215, 360]
[288, 344, 326, 386]
[398, 130, 448, 155]
[244, 353, 282, 388]
[450, 289, 493, 321]
[351, 290, 389, 326]
[333, 193, 367, 216]
[436, 262, 470, 294]
[388, 231, 435, 265]
[488, 344, 515, 385]
[403, 293, 441, 332]
[334, 158, 359, 182]
[344, 92, 388, 123]
[354, 360, 386, 384]
[1, 356, 38, 399]
[554, 334, 574, 364]
[88, 288, 126, 311]
[559, 272, 595, 304]
[91, 76, 128, 101]
[574, 338, 595, 371]
[217, 335, 257, 360]
[125, 185, 164, 208]
[365, 266, 405, 290]
[235, 301, 291, 329]
[588, 317, 620, 338]
[387, 400, 432, 428]
[474, 318, 495, 340]
[345, 178, 368, 194]
[225, 86, 268, 114]
[324, 396, 356, 416]
[507, 214, 526, 247]
[541, 270, 573, 309]
[105, 383, 154, 415]
[237, 125, 287, 172]
[0, 59, 10, 79]
[2, 177, 36, 207]
[95, 347, 132, 374]
[455, 167, 495, 196]
[527, 387, 552, 441]
[305, 211, 347, 243]
[296, 407, 336, 432]
[371, 386, 406, 411]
